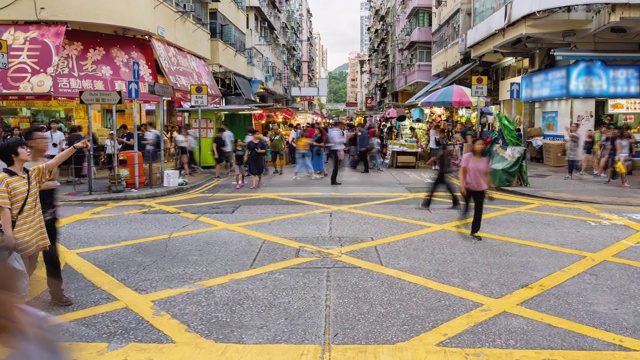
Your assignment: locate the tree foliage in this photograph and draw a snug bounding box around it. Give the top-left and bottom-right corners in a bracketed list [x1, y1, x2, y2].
[328, 71, 347, 104]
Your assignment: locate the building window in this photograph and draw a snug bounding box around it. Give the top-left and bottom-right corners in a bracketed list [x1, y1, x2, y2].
[417, 47, 432, 63]
[233, 0, 246, 12]
[473, 0, 510, 26]
[210, 11, 246, 53]
[432, 10, 460, 54]
[408, 9, 432, 33]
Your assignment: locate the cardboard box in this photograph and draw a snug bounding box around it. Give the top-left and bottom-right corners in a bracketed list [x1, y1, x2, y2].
[543, 141, 567, 167]
[527, 127, 543, 138]
[144, 163, 163, 186]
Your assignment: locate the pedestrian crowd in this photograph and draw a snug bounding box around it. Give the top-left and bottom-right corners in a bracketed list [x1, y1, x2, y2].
[564, 123, 633, 188]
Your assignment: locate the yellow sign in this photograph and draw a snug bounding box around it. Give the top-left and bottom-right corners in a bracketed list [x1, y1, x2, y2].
[0, 39, 7, 54]
[472, 76, 488, 86]
[190, 84, 208, 95]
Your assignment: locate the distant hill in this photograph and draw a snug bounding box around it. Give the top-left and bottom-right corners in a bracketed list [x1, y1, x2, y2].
[332, 63, 348, 72]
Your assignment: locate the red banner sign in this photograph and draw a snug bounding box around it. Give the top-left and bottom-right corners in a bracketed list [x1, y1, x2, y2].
[299, 96, 314, 101]
[54, 30, 157, 101]
[0, 25, 66, 95]
[366, 97, 374, 108]
[345, 102, 358, 108]
[151, 38, 221, 105]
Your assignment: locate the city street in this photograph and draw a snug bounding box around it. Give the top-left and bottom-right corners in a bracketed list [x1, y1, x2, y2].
[31, 168, 640, 360]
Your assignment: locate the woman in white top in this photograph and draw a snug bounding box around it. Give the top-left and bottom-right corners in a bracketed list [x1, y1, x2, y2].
[104, 131, 120, 175]
[428, 119, 441, 170]
[175, 127, 190, 176]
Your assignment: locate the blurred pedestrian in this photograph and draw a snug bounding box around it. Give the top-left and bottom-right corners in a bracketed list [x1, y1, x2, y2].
[459, 138, 492, 241]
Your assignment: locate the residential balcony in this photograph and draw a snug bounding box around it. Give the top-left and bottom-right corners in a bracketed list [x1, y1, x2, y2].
[406, 0, 432, 15]
[396, 63, 433, 90]
[403, 27, 432, 50]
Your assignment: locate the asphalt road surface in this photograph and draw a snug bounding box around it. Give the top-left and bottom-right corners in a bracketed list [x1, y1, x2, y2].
[27, 168, 640, 359]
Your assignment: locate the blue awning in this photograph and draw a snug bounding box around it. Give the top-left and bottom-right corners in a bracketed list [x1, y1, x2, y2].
[553, 50, 640, 61]
[406, 78, 442, 104]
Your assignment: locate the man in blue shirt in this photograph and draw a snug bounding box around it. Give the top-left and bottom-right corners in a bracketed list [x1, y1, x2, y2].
[351, 124, 370, 173]
[117, 124, 135, 151]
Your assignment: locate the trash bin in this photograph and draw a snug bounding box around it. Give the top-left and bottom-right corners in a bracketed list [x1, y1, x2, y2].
[118, 151, 146, 188]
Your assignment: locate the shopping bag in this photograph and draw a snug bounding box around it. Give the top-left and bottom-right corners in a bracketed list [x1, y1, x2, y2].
[614, 161, 627, 175]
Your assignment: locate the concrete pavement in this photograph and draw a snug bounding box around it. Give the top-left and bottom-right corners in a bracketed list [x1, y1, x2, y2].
[502, 162, 640, 206]
[20, 163, 640, 359]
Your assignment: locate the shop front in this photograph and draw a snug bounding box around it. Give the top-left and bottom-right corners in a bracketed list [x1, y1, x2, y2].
[522, 60, 640, 138]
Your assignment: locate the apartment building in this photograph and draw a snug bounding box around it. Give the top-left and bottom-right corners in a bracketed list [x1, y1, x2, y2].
[313, 33, 329, 110]
[360, 1, 371, 54]
[366, 0, 392, 107]
[348, 52, 369, 111]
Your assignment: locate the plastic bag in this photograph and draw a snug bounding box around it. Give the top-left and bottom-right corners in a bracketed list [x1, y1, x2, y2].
[7, 251, 30, 299]
[614, 161, 627, 175]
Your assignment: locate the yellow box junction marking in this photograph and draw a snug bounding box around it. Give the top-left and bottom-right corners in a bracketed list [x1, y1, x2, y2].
[39, 190, 640, 359]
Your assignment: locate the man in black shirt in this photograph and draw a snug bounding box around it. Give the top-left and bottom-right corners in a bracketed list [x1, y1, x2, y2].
[117, 124, 135, 151]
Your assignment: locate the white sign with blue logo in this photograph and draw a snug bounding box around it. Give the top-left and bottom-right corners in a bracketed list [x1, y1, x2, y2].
[510, 82, 520, 99]
[522, 61, 640, 102]
[132, 61, 140, 81]
[127, 80, 140, 99]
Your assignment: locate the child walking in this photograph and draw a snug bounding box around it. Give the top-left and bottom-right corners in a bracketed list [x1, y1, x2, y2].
[232, 139, 246, 189]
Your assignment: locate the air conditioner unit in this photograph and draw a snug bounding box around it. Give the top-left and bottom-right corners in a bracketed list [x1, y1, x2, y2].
[182, 3, 195, 12]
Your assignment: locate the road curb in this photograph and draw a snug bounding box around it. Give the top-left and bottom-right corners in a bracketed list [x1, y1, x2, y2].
[496, 186, 637, 207]
[57, 175, 215, 202]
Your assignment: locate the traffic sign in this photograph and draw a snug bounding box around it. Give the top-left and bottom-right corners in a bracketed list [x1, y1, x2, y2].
[127, 80, 140, 99]
[472, 76, 488, 85]
[471, 85, 488, 97]
[149, 82, 174, 98]
[79, 91, 124, 105]
[190, 84, 208, 106]
[510, 82, 521, 99]
[0, 39, 7, 70]
[132, 61, 140, 81]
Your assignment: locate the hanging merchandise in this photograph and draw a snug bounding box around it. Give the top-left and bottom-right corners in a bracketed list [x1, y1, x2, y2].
[396, 108, 407, 122]
[495, 112, 522, 146]
[385, 108, 398, 119]
[411, 108, 425, 122]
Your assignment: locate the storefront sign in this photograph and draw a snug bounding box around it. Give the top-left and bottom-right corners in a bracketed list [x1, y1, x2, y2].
[521, 67, 569, 102]
[607, 99, 640, 113]
[522, 61, 640, 101]
[298, 96, 314, 101]
[366, 97, 374, 108]
[151, 38, 221, 105]
[0, 100, 74, 108]
[53, 30, 157, 101]
[568, 61, 640, 98]
[345, 102, 358, 108]
[0, 25, 66, 95]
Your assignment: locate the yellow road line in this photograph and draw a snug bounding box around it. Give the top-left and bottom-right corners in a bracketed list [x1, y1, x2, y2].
[509, 305, 640, 350]
[405, 232, 640, 348]
[73, 226, 221, 254]
[60, 245, 207, 344]
[56, 257, 316, 323]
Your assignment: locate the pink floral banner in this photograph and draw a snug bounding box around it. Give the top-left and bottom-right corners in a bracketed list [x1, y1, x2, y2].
[54, 30, 158, 100]
[151, 38, 222, 105]
[0, 25, 66, 95]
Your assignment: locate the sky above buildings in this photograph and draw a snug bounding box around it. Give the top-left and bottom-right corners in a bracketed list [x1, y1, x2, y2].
[308, 0, 361, 71]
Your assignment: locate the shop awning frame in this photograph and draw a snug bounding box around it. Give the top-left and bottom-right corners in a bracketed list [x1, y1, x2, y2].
[233, 75, 256, 101]
[405, 78, 443, 104]
[429, 61, 479, 92]
[553, 50, 640, 61]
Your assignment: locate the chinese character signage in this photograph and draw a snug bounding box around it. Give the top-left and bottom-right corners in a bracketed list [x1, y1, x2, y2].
[54, 30, 157, 100]
[522, 61, 640, 102]
[151, 38, 221, 105]
[366, 97, 374, 108]
[0, 25, 66, 95]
